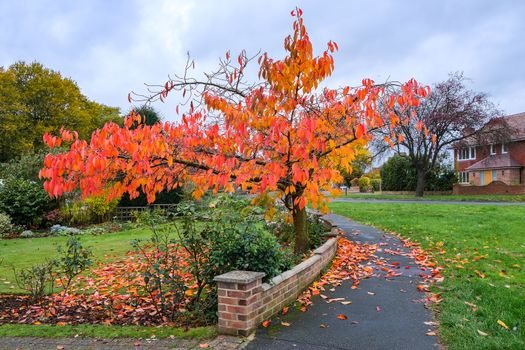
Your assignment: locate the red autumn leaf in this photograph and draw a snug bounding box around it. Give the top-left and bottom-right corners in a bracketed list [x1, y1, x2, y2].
[337, 314, 348, 320]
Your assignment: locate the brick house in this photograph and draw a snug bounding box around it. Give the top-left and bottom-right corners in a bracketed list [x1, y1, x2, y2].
[454, 112, 525, 190]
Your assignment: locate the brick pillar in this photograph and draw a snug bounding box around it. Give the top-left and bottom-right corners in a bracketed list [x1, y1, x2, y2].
[214, 271, 265, 336]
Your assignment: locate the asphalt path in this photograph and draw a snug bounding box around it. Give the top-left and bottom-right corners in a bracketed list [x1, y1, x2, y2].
[245, 214, 440, 350]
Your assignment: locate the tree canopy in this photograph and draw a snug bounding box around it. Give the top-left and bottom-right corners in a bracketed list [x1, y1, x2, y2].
[0, 61, 121, 161]
[374, 73, 503, 197]
[40, 9, 428, 252]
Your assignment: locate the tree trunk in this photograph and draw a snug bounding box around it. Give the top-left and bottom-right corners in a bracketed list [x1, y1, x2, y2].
[292, 207, 309, 254]
[415, 168, 426, 198]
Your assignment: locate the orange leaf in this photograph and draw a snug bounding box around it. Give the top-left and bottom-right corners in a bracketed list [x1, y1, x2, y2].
[336, 314, 348, 320]
[262, 320, 271, 328]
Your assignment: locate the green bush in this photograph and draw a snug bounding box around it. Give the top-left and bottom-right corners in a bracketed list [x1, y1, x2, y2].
[84, 195, 118, 222]
[267, 210, 327, 252]
[380, 154, 456, 191]
[60, 200, 91, 226]
[56, 237, 93, 293]
[370, 178, 381, 192]
[13, 261, 55, 300]
[0, 212, 15, 237]
[0, 178, 55, 227]
[207, 218, 293, 281]
[358, 176, 371, 192]
[0, 151, 45, 182]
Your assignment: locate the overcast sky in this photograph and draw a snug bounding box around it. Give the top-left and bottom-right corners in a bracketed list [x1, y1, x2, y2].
[1, 0, 524, 121]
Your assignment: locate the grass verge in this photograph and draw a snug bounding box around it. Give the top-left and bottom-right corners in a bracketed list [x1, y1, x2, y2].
[329, 201, 524, 350]
[0, 324, 216, 339]
[341, 193, 525, 202]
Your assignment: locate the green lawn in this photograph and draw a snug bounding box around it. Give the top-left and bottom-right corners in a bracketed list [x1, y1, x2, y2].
[0, 227, 153, 294]
[341, 193, 525, 202]
[0, 324, 216, 339]
[329, 202, 525, 350]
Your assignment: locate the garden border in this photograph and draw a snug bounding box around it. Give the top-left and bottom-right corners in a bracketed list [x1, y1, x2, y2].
[214, 221, 338, 336]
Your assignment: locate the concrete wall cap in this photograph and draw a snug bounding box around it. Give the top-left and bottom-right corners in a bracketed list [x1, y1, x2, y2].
[214, 271, 266, 284]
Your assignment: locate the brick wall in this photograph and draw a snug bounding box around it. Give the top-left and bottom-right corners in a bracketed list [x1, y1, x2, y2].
[214, 236, 338, 336]
[453, 182, 525, 195]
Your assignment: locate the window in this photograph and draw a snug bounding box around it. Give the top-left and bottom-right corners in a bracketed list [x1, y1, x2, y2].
[502, 143, 508, 154]
[492, 170, 497, 181]
[490, 144, 496, 155]
[458, 147, 476, 160]
[457, 171, 470, 184]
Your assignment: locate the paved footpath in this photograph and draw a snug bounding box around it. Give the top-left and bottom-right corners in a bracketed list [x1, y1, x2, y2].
[245, 214, 441, 350]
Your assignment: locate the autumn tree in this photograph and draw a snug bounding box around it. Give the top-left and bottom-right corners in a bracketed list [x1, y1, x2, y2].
[374, 73, 504, 197]
[0, 61, 121, 161]
[40, 10, 428, 253]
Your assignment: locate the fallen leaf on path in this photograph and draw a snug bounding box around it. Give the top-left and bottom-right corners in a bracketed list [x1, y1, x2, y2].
[328, 297, 345, 303]
[261, 320, 271, 328]
[376, 306, 381, 312]
[426, 331, 436, 336]
[497, 319, 509, 330]
[281, 322, 291, 327]
[337, 314, 348, 320]
[320, 323, 327, 328]
[199, 344, 209, 349]
[341, 301, 352, 305]
[282, 306, 289, 315]
[424, 321, 437, 326]
[367, 292, 375, 296]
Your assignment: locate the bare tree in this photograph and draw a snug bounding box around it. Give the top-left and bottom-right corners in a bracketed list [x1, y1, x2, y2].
[374, 73, 508, 197]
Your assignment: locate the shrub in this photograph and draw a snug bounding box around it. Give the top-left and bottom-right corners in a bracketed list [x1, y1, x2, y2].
[60, 200, 92, 226]
[358, 176, 371, 192]
[207, 218, 293, 281]
[84, 195, 118, 222]
[21, 230, 34, 238]
[131, 197, 294, 324]
[370, 178, 381, 192]
[0, 212, 15, 237]
[56, 237, 93, 293]
[267, 210, 327, 252]
[0, 178, 56, 227]
[43, 208, 64, 227]
[307, 213, 327, 249]
[50, 224, 82, 236]
[0, 151, 45, 182]
[13, 261, 55, 300]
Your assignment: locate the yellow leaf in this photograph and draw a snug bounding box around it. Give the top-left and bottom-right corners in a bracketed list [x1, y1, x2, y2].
[497, 319, 509, 330]
[281, 322, 291, 327]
